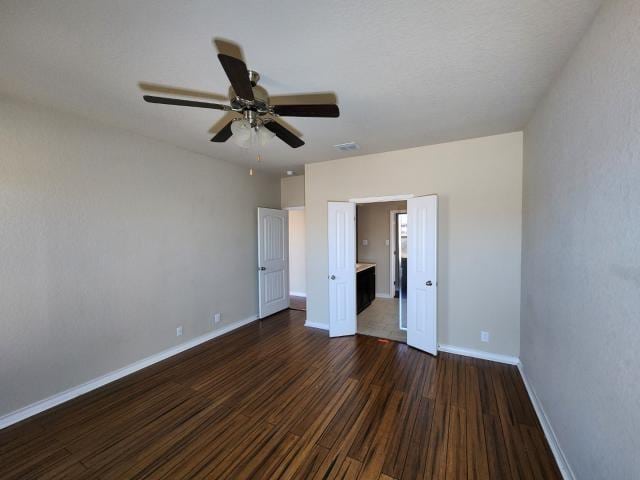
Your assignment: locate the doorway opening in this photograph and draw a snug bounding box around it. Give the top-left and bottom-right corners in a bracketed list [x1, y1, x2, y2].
[356, 201, 407, 342]
[287, 207, 306, 311]
[328, 195, 438, 355]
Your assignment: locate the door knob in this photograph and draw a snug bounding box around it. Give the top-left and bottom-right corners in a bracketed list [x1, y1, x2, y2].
[425, 280, 432, 286]
[330, 275, 336, 280]
[259, 266, 266, 271]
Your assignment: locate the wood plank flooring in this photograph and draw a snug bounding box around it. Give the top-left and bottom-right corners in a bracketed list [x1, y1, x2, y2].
[0, 309, 561, 479]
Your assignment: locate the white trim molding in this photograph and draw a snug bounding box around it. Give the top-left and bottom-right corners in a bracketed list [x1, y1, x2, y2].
[0, 315, 258, 430]
[517, 363, 575, 480]
[375, 293, 393, 299]
[348, 194, 414, 204]
[304, 321, 329, 331]
[437, 344, 520, 365]
[289, 291, 307, 298]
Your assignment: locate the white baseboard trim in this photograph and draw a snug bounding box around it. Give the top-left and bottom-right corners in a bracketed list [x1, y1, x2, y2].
[375, 293, 393, 299]
[289, 291, 307, 298]
[437, 344, 520, 365]
[304, 321, 329, 331]
[0, 314, 258, 430]
[517, 362, 575, 480]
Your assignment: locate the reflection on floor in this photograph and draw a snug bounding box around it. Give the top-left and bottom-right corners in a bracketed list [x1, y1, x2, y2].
[357, 297, 406, 342]
[289, 295, 306, 311]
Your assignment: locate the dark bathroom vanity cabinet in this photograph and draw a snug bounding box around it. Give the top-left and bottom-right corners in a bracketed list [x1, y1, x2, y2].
[356, 263, 376, 314]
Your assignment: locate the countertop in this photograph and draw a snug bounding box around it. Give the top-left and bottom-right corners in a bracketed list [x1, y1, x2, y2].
[356, 262, 376, 273]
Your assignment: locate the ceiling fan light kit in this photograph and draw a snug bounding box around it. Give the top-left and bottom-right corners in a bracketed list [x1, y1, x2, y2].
[142, 45, 340, 162]
[231, 120, 276, 148]
[229, 112, 276, 148]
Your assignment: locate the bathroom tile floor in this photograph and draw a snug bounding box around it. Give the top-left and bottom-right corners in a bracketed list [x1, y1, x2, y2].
[357, 297, 407, 342]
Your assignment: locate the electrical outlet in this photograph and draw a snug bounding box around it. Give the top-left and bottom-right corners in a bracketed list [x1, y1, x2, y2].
[362, 239, 368, 246]
[481, 331, 489, 343]
[385, 239, 390, 246]
[176, 326, 183, 337]
[214, 313, 221, 324]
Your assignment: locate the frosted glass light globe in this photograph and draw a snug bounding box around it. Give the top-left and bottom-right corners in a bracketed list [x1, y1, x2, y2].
[257, 125, 276, 146]
[231, 120, 251, 147]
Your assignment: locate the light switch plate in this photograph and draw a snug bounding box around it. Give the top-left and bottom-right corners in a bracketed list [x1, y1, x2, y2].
[362, 239, 368, 246]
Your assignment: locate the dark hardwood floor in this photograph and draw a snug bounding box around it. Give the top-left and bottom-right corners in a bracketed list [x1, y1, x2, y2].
[0, 309, 560, 479]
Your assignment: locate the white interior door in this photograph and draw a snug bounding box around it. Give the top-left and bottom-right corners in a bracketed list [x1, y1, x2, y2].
[328, 202, 356, 337]
[258, 208, 289, 319]
[407, 195, 438, 354]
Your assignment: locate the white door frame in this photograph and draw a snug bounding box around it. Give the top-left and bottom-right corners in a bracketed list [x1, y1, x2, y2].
[389, 209, 407, 297]
[328, 194, 416, 336]
[327, 193, 438, 354]
[348, 194, 414, 204]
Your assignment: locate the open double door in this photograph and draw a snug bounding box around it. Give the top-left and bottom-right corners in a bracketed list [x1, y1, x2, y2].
[328, 196, 438, 355]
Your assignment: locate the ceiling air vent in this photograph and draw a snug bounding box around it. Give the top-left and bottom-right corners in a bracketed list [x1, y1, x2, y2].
[334, 142, 360, 152]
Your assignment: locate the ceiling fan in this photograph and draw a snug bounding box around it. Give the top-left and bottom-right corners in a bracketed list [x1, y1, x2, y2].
[142, 48, 340, 148]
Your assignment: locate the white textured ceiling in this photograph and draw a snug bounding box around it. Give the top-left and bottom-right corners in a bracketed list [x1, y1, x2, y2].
[0, 0, 602, 173]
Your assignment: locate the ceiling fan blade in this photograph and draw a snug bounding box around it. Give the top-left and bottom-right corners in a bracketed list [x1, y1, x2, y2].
[272, 104, 339, 118]
[217, 54, 254, 101]
[143, 95, 229, 110]
[264, 121, 304, 148]
[210, 121, 234, 142]
[139, 82, 228, 101]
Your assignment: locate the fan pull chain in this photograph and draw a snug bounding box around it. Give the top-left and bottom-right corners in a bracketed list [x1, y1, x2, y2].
[249, 153, 261, 176]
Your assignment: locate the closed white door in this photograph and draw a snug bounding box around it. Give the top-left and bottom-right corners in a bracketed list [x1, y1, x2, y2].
[328, 202, 356, 337]
[258, 208, 289, 318]
[407, 195, 438, 355]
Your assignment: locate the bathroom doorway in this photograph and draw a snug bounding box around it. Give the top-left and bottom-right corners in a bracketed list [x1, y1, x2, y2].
[356, 201, 407, 342]
[328, 195, 438, 355]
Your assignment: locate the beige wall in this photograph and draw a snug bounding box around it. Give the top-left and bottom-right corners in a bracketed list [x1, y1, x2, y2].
[356, 201, 406, 296]
[288, 209, 306, 296]
[0, 96, 280, 417]
[305, 132, 523, 356]
[280, 175, 304, 208]
[521, 1, 640, 477]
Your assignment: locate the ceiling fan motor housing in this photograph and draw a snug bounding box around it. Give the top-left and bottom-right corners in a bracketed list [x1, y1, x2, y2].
[229, 70, 270, 115]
